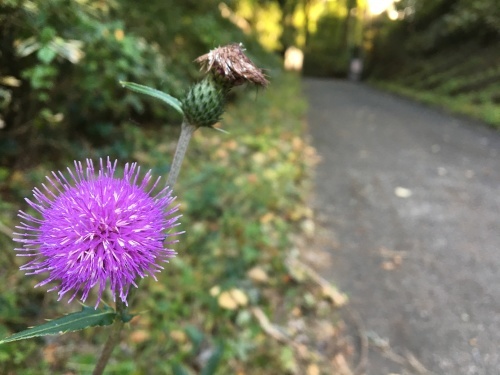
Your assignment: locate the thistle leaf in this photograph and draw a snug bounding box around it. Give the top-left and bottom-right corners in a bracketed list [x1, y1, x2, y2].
[0, 306, 116, 344]
[120, 81, 184, 115]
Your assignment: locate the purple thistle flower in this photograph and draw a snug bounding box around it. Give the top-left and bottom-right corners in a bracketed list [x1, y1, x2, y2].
[13, 158, 181, 307]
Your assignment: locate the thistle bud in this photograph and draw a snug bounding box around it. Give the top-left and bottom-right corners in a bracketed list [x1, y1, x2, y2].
[181, 76, 227, 128]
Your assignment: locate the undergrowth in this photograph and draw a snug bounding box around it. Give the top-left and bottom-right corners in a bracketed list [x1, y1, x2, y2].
[370, 43, 500, 128]
[0, 74, 348, 374]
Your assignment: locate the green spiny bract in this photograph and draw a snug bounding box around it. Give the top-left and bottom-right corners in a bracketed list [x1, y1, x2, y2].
[181, 77, 228, 128]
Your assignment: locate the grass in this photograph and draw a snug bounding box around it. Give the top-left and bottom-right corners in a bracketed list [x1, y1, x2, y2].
[370, 42, 500, 128]
[0, 73, 350, 374]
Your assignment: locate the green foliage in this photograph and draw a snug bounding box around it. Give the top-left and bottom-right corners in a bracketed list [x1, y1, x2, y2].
[0, 306, 116, 345]
[0, 0, 174, 166]
[0, 337, 47, 375]
[0, 1, 317, 372]
[303, 13, 351, 77]
[370, 0, 499, 70]
[0, 0, 278, 167]
[200, 344, 223, 375]
[368, 0, 500, 128]
[369, 36, 500, 127]
[0, 74, 329, 374]
[120, 81, 184, 116]
[301, 0, 362, 78]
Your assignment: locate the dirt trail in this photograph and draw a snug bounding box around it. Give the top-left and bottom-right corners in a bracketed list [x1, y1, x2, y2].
[304, 78, 500, 375]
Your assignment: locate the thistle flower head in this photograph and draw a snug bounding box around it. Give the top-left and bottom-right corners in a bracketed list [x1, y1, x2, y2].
[195, 43, 269, 88]
[13, 158, 181, 307]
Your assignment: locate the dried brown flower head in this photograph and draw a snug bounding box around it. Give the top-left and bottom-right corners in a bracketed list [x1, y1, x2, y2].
[195, 43, 269, 88]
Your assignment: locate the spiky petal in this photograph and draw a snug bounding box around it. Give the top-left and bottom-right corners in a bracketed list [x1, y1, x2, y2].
[13, 158, 181, 307]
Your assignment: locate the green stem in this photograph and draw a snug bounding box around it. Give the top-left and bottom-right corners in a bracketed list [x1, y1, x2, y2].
[92, 296, 127, 375]
[166, 120, 196, 188]
[92, 120, 195, 374]
[117, 119, 195, 310]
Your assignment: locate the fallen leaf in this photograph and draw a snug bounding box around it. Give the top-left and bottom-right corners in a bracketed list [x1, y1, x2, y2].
[252, 152, 266, 165]
[381, 261, 396, 270]
[292, 136, 303, 151]
[291, 306, 302, 317]
[170, 330, 187, 343]
[393, 254, 403, 265]
[301, 219, 315, 238]
[307, 363, 320, 375]
[247, 267, 269, 283]
[218, 292, 238, 310]
[218, 288, 248, 310]
[130, 330, 150, 344]
[333, 353, 354, 375]
[225, 139, 238, 150]
[379, 247, 406, 266]
[215, 148, 229, 159]
[210, 285, 221, 297]
[394, 186, 412, 198]
[0, 76, 21, 87]
[322, 285, 348, 306]
[259, 212, 274, 224]
[247, 173, 258, 184]
[229, 288, 248, 306]
[114, 29, 124, 41]
[42, 343, 58, 365]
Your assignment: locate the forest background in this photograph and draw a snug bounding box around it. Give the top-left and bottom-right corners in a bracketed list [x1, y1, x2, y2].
[0, 0, 498, 374]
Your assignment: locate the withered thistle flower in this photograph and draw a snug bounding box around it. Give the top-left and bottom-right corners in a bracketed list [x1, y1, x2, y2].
[195, 43, 269, 88]
[182, 43, 268, 128]
[13, 158, 181, 307]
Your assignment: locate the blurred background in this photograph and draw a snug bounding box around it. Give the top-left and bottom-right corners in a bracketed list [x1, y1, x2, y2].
[0, 0, 498, 374]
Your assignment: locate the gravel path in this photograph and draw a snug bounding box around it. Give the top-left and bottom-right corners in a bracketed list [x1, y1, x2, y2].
[303, 78, 500, 375]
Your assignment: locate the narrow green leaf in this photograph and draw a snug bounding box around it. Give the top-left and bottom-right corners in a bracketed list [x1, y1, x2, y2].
[171, 363, 190, 375]
[0, 306, 116, 345]
[201, 343, 224, 375]
[120, 81, 184, 115]
[185, 325, 204, 353]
